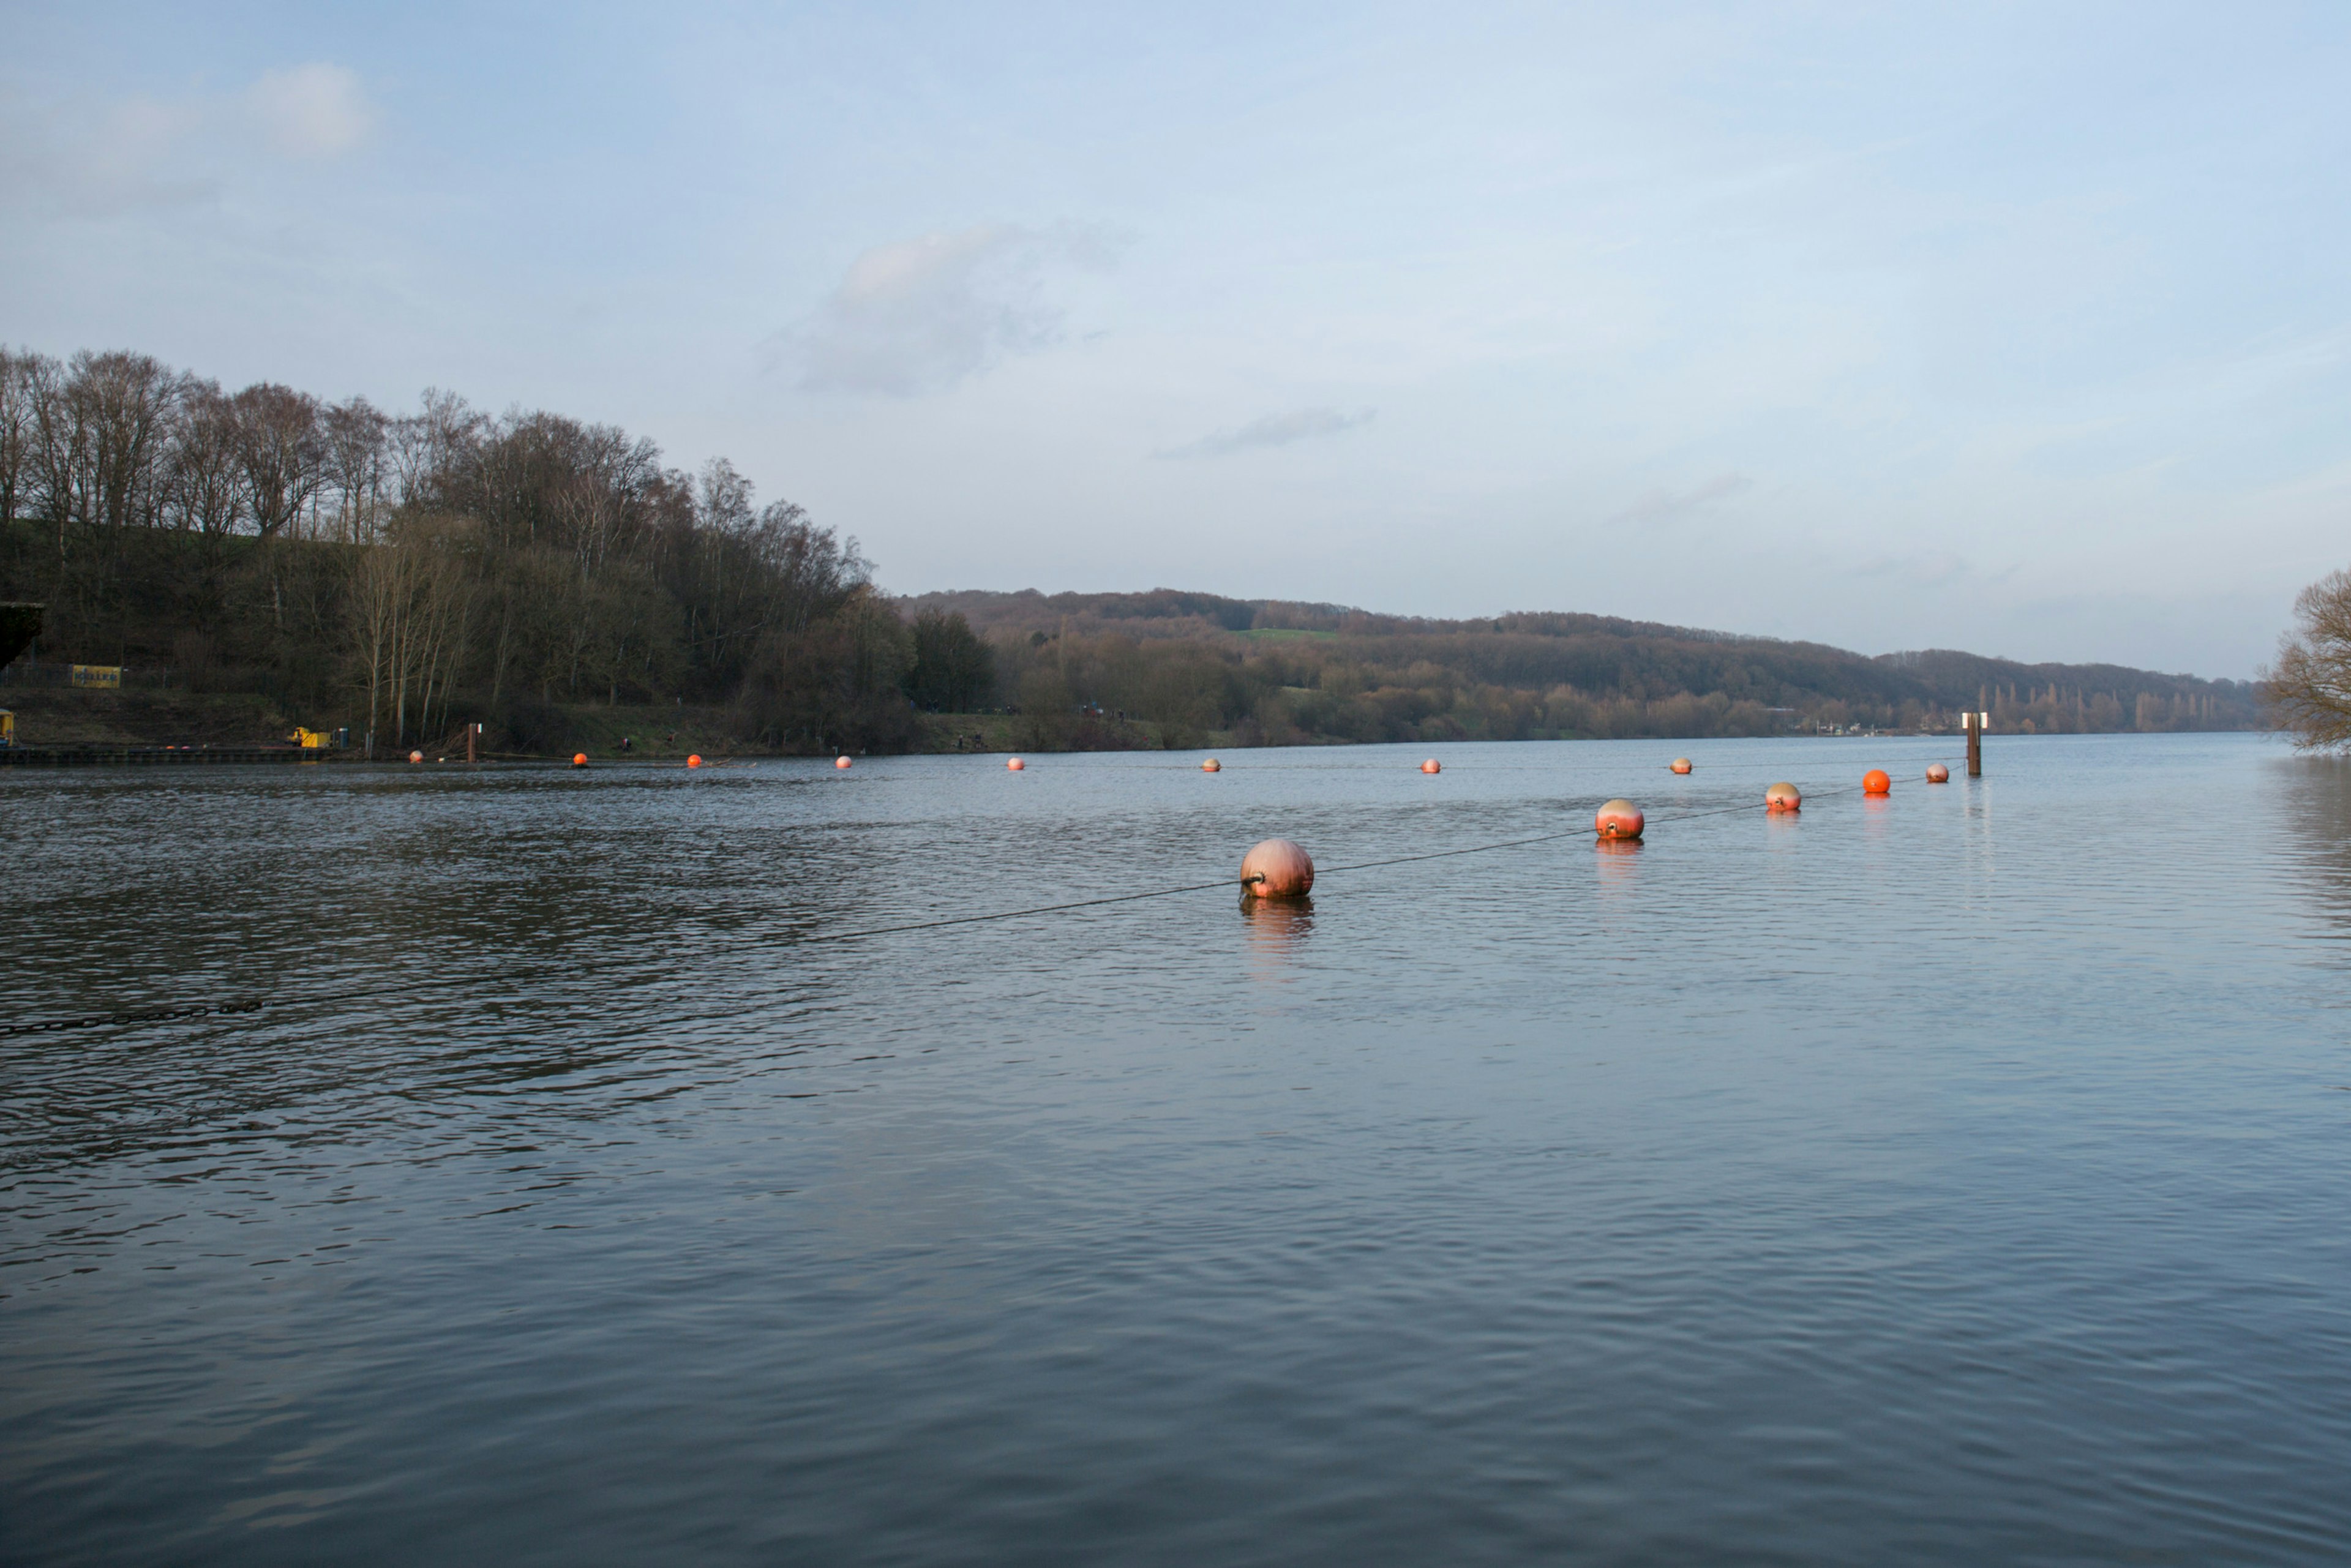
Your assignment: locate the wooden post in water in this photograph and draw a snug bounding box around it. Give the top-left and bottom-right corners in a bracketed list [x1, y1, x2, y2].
[467, 722, 480, 765]
[1965, 710, 1985, 776]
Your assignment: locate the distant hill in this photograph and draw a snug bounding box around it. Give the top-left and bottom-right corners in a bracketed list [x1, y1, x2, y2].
[903, 587, 2256, 745]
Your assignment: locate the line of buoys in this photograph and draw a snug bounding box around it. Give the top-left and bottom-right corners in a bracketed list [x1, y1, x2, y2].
[571, 752, 588, 768]
[1863, 768, 1891, 795]
[1594, 798, 1644, 841]
[1007, 757, 1025, 771]
[1421, 758, 1442, 774]
[1240, 838, 1315, 898]
[1202, 758, 1221, 772]
[1670, 757, 1692, 775]
[1926, 762, 1950, 783]
[687, 754, 703, 769]
[1766, 781, 1801, 812]
[835, 756, 852, 770]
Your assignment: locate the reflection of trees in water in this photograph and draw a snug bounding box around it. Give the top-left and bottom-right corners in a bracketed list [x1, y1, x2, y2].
[2274, 756, 2351, 934]
[1, 786, 869, 1182]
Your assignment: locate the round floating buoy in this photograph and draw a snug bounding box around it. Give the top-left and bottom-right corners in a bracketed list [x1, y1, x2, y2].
[1201, 757, 1221, 772]
[1863, 768, 1891, 795]
[572, 752, 588, 768]
[1671, 757, 1692, 775]
[1007, 757, 1025, 771]
[409, 749, 424, 764]
[1926, 762, 1950, 784]
[1595, 798, 1645, 841]
[835, 756, 852, 770]
[687, 754, 703, 768]
[1421, 759, 1441, 774]
[1766, 781, 1801, 812]
[1240, 837, 1314, 898]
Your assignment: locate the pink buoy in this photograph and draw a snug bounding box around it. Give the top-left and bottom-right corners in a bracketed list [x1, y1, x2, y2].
[1926, 762, 1950, 783]
[1239, 838, 1314, 899]
[410, 750, 424, 764]
[1670, 757, 1692, 775]
[1594, 798, 1644, 841]
[1007, 757, 1025, 771]
[1766, 781, 1801, 813]
[1202, 758, 1221, 773]
[835, 756, 852, 769]
[1420, 759, 1441, 774]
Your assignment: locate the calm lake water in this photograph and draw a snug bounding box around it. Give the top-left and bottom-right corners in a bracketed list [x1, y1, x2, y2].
[6, 733, 2350, 1564]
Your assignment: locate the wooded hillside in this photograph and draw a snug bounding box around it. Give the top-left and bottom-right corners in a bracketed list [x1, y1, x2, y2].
[0, 344, 2255, 754]
[908, 589, 2257, 749]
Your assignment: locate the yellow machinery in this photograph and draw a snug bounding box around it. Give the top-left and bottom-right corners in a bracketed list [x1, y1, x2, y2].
[0, 709, 13, 747]
[291, 727, 331, 749]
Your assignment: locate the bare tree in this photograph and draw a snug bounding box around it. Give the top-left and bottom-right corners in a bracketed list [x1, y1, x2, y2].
[0, 347, 34, 525]
[229, 383, 325, 539]
[168, 381, 245, 539]
[350, 517, 474, 752]
[2263, 568, 2351, 749]
[386, 388, 483, 509]
[27, 351, 182, 548]
[23, 351, 83, 563]
[323, 396, 390, 542]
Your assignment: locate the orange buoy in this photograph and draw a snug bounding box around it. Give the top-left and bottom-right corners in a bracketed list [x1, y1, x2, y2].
[1007, 757, 1025, 771]
[1202, 758, 1221, 773]
[1594, 798, 1645, 840]
[1240, 837, 1314, 898]
[687, 754, 703, 768]
[835, 756, 852, 769]
[572, 752, 588, 767]
[1420, 759, 1441, 774]
[1926, 762, 1950, 783]
[409, 749, 424, 764]
[1765, 781, 1801, 812]
[1670, 757, 1692, 775]
[1863, 768, 1891, 795]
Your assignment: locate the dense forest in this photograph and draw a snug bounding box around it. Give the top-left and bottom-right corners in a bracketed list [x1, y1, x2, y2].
[0, 345, 2259, 755]
[0, 346, 979, 753]
[912, 588, 2258, 749]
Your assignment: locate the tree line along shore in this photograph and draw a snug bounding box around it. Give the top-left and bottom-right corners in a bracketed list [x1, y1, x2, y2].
[0, 345, 2259, 757]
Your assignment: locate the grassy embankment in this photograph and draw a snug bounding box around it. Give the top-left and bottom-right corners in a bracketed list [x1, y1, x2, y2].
[0, 686, 1172, 758]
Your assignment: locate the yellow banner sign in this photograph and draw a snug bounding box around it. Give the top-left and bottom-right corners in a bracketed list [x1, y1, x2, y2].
[70, 664, 122, 688]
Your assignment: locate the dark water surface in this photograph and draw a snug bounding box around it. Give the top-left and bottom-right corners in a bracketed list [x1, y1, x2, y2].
[6, 734, 2351, 1564]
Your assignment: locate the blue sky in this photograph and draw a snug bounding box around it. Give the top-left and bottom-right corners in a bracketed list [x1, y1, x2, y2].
[6, 2, 2347, 676]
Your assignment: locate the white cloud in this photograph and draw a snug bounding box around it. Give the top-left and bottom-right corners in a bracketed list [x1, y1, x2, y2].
[1158, 407, 1376, 460]
[0, 66, 372, 218]
[1611, 473, 1752, 526]
[245, 64, 375, 159]
[1848, 549, 1987, 588]
[786, 223, 1120, 396]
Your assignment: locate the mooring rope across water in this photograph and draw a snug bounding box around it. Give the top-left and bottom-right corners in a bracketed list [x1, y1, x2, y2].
[0, 998, 265, 1039]
[0, 779, 1900, 1035]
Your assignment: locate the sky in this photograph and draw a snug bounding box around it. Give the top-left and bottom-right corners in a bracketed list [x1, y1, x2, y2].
[5, 2, 2348, 678]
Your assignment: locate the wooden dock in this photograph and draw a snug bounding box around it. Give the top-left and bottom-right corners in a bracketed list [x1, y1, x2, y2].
[0, 745, 347, 767]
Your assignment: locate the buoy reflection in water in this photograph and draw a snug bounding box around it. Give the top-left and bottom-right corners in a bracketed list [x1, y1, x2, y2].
[1239, 892, 1314, 977]
[1592, 835, 1643, 899]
